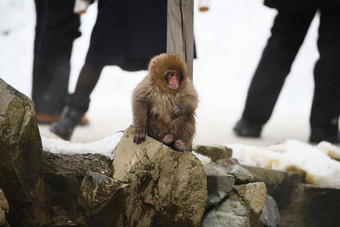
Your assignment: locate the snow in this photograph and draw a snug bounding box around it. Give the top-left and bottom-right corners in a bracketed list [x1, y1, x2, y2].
[1, 0, 340, 188]
[42, 132, 124, 159]
[230, 140, 340, 188]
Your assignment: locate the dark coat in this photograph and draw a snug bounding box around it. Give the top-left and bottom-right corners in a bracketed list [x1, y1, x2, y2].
[86, 0, 167, 71]
[264, 0, 340, 10]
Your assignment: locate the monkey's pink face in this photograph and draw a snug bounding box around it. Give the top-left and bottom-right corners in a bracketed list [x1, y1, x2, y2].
[165, 70, 182, 90]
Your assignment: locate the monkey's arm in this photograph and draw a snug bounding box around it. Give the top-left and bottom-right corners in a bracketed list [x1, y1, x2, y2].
[132, 99, 149, 144]
[132, 82, 150, 144]
[170, 86, 198, 120]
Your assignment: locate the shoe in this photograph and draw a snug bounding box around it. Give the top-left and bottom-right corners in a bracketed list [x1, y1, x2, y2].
[309, 130, 340, 144]
[233, 119, 262, 138]
[50, 107, 85, 140]
[37, 113, 89, 125]
[49, 94, 90, 140]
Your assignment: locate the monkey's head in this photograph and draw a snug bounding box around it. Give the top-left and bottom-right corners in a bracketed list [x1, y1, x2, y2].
[149, 53, 188, 93]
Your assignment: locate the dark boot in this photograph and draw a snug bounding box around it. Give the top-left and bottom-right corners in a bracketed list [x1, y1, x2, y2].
[309, 130, 340, 144]
[50, 95, 90, 140]
[233, 119, 263, 138]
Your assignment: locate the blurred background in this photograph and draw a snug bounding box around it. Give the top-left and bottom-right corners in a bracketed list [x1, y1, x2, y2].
[0, 0, 320, 146]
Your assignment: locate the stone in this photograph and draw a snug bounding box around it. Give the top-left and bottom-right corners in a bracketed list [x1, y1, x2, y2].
[112, 126, 207, 227]
[51, 205, 76, 226]
[0, 78, 49, 226]
[0, 188, 9, 227]
[297, 184, 340, 227]
[217, 158, 254, 184]
[79, 170, 128, 216]
[42, 151, 113, 223]
[79, 170, 130, 226]
[202, 196, 253, 227]
[242, 165, 340, 227]
[193, 145, 232, 162]
[233, 182, 267, 215]
[259, 195, 280, 227]
[203, 163, 235, 210]
[242, 165, 301, 210]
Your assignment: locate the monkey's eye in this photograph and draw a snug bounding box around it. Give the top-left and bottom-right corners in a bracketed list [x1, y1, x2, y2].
[166, 71, 182, 78]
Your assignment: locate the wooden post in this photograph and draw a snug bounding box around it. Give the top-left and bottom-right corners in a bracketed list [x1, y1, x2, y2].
[167, 0, 194, 81]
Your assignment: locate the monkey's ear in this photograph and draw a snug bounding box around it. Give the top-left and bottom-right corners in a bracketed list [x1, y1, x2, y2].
[150, 60, 158, 74]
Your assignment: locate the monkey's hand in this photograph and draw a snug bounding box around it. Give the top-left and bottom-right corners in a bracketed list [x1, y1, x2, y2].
[133, 128, 146, 144]
[174, 139, 185, 152]
[170, 104, 184, 120]
[162, 134, 175, 145]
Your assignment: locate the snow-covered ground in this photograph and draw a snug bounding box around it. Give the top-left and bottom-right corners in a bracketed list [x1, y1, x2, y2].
[2, 0, 340, 188]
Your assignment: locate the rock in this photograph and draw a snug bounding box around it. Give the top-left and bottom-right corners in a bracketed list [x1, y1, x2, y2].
[202, 196, 255, 227]
[112, 126, 207, 226]
[243, 165, 340, 227]
[259, 195, 280, 227]
[0, 78, 49, 226]
[241, 166, 301, 226]
[296, 184, 340, 227]
[0, 188, 9, 227]
[242, 165, 301, 210]
[79, 170, 129, 218]
[193, 145, 232, 162]
[203, 163, 235, 210]
[217, 158, 254, 184]
[42, 151, 113, 223]
[51, 205, 77, 226]
[233, 182, 267, 215]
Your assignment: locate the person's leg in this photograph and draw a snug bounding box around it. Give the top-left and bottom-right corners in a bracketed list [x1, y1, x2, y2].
[32, 0, 81, 117]
[49, 63, 104, 140]
[234, 9, 316, 137]
[310, 7, 340, 143]
[73, 63, 104, 97]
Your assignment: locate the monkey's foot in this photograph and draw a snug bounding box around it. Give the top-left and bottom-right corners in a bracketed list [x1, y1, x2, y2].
[133, 132, 146, 144]
[174, 139, 185, 152]
[162, 134, 175, 145]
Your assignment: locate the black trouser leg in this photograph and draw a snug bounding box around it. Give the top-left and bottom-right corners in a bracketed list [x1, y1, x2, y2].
[310, 7, 340, 140]
[32, 0, 81, 114]
[73, 63, 104, 97]
[242, 10, 316, 125]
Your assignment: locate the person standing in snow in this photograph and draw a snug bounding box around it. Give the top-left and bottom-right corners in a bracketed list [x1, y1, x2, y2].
[33, 0, 89, 124]
[50, 0, 169, 140]
[233, 0, 340, 143]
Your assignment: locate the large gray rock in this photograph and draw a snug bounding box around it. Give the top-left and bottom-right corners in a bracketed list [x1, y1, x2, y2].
[243, 165, 301, 210]
[202, 192, 264, 227]
[291, 184, 340, 227]
[203, 163, 235, 210]
[259, 195, 280, 227]
[243, 165, 340, 227]
[42, 151, 113, 225]
[0, 188, 9, 227]
[202, 182, 267, 227]
[79, 170, 130, 226]
[202, 196, 252, 227]
[0, 79, 49, 226]
[112, 126, 207, 227]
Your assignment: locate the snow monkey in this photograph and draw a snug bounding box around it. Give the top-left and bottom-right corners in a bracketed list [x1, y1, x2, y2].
[132, 53, 198, 151]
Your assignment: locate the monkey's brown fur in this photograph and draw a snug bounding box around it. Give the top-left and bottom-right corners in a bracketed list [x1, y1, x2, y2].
[132, 53, 198, 151]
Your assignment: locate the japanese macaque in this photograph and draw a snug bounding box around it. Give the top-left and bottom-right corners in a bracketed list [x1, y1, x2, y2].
[132, 53, 198, 151]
